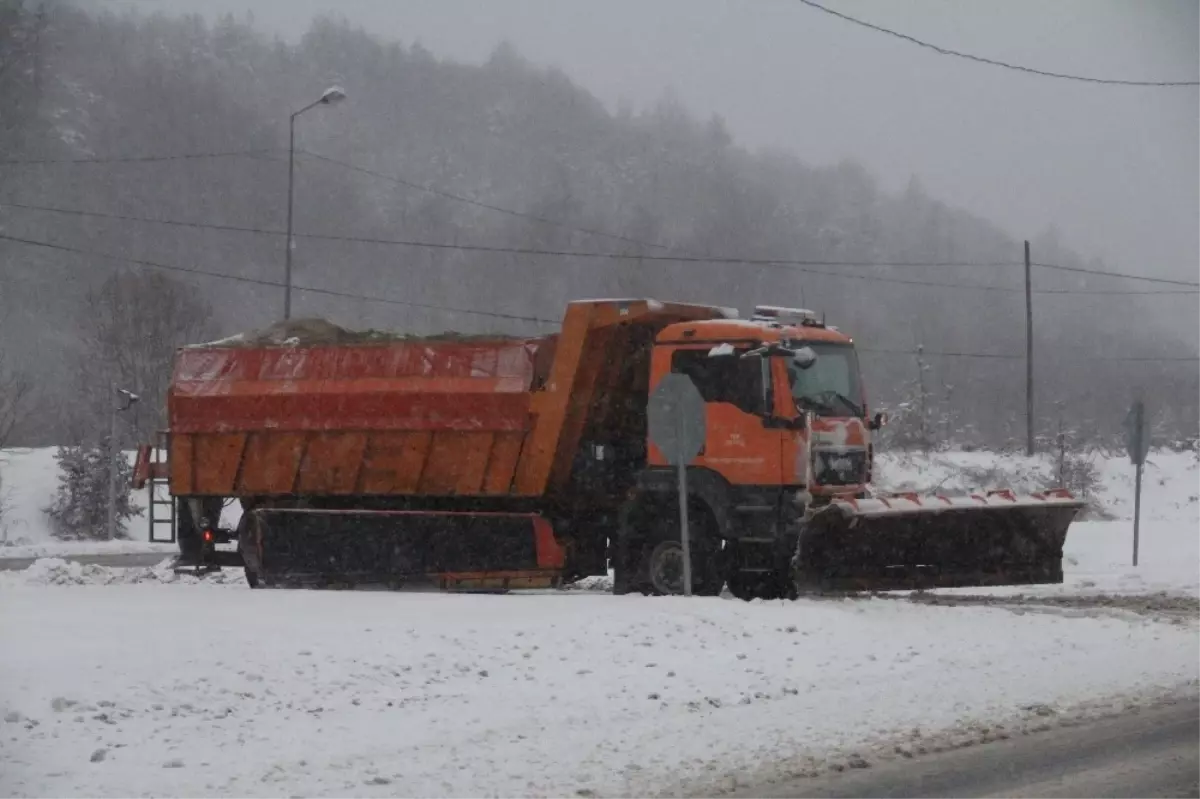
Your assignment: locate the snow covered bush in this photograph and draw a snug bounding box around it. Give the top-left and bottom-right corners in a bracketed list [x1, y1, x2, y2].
[44, 439, 140, 540]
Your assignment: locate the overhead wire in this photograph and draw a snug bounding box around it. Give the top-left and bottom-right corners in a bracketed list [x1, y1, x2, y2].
[794, 0, 1200, 87]
[2, 230, 1194, 362]
[0, 199, 1028, 292]
[0, 232, 556, 325]
[0, 149, 279, 166]
[8, 198, 1197, 295]
[298, 149, 680, 253]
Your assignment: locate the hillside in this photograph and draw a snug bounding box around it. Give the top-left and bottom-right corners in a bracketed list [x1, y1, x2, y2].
[0, 6, 1195, 446]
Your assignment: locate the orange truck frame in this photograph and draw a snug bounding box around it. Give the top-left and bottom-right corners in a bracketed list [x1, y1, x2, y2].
[137, 298, 1078, 598]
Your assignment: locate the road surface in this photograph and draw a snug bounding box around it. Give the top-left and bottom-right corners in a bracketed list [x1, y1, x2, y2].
[0, 552, 170, 571]
[733, 699, 1199, 798]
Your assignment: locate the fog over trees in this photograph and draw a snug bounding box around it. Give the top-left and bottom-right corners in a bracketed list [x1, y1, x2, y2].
[1, 2, 1196, 448]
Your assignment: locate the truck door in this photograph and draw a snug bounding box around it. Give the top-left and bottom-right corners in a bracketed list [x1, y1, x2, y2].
[666, 347, 784, 487]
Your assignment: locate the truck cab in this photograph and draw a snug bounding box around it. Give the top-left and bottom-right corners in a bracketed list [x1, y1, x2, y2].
[615, 305, 880, 598]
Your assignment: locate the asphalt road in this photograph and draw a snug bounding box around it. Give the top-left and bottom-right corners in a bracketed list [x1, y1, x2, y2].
[735, 700, 1200, 798]
[0, 552, 170, 571]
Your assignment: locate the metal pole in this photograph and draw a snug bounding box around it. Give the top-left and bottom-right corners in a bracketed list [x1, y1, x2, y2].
[1132, 400, 1144, 567]
[1024, 240, 1034, 456]
[678, 456, 693, 597]
[284, 111, 297, 320]
[107, 385, 117, 541]
[1132, 460, 1142, 567]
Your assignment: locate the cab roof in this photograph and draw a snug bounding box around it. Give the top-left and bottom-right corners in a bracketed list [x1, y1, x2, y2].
[656, 317, 854, 346]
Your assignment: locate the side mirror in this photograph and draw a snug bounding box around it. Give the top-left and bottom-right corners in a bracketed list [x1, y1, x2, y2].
[793, 346, 817, 370]
[868, 411, 888, 431]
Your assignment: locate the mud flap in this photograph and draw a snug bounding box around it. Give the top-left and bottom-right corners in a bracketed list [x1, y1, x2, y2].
[794, 491, 1084, 591]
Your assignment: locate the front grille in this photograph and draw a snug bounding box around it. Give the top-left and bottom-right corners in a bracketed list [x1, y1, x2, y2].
[813, 449, 868, 487]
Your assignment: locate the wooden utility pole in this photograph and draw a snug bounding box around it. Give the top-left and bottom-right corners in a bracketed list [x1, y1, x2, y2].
[1024, 240, 1034, 456]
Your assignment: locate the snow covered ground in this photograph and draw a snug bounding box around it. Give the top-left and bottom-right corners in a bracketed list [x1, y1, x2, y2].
[1, 580, 1196, 798]
[0, 445, 1195, 796]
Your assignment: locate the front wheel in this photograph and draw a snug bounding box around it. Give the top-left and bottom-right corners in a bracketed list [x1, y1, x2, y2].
[620, 502, 723, 596]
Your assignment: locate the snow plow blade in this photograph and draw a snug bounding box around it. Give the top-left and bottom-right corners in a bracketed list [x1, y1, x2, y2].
[795, 489, 1085, 591]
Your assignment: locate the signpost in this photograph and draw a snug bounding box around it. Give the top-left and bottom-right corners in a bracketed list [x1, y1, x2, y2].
[1123, 399, 1150, 567]
[646, 373, 707, 596]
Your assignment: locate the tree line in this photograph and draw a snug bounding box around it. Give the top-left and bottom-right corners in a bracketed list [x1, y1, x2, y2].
[1, 2, 1196, 452]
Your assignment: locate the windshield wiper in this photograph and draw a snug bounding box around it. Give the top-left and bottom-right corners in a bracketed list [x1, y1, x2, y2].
[794, 394, 836, 414]
[796, 391, 864, 417]
[816, 390, 863, 417]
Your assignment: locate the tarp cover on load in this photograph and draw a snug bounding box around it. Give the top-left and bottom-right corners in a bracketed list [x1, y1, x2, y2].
[166, 319, 557, 498]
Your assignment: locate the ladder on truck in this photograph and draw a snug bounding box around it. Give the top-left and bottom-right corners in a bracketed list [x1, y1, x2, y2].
[143, 431, 175, 544]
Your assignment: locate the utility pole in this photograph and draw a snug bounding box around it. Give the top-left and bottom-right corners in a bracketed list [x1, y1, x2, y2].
[107, 384, 118, 541]
[284, 115, 296, 321]
[108, 388, 140, 541]
[1024, 240, 1034, 456]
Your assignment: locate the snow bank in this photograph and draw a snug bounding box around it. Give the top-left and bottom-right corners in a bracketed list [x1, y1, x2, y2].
[8, 557, 245, 588]
[874, 448, 1198, 523]
[0, 586, 1195, 798]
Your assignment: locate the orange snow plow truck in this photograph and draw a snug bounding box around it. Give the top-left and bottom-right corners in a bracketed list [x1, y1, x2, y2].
[134, 299, 1082, 599]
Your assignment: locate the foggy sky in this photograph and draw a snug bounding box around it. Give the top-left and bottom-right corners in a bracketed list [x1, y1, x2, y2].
[94, 0, 1199, 283]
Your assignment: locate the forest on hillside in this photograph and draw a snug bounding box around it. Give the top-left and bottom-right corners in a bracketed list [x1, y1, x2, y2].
[1, 1, 1196, 449]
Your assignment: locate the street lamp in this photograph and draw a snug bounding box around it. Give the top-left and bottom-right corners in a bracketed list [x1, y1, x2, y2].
[284, 85, 347, 320]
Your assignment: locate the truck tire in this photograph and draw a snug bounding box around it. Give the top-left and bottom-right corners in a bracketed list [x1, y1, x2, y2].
[627, 504, 723, 596]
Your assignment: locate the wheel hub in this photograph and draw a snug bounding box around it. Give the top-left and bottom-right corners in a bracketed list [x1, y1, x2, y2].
[649, 542, 686, 595]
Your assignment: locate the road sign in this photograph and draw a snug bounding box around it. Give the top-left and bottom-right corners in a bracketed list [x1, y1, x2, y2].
[1123, 400, 1150, 567]
[646, 373, 707, 596]
[1123, 400, 1150, 466]
[647, 373, 706, 465]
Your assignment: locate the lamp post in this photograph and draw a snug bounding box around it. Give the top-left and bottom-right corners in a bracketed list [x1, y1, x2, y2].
[284, 85, 346, 320]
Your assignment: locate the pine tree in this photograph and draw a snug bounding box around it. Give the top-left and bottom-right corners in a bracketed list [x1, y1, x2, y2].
[45, 437, 140, 540]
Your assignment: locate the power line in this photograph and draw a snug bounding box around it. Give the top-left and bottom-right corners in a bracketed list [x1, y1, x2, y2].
[859, 347, 1018, 360]
[0, 197, 1032, 291]
[0, 232, 556, 325]
[860, 347, 1198, 363]
[0, 149, 278, 166]
[795, 0, 1200, 87]
[1032, 261, 1200, 288]
[8, 198, 1199, 296]
[299, 149, 679, 253]
[2, 230, 1194, 362]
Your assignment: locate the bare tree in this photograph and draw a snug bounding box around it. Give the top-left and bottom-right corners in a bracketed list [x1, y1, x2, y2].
[75, 269, 215, 443]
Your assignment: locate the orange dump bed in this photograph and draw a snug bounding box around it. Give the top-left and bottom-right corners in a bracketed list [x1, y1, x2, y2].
[169, 337, 550, 498]
[167, 300, 730, 501]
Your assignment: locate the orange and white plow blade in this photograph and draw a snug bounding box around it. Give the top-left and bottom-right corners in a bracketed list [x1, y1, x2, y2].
[795, 489, 1086, 591]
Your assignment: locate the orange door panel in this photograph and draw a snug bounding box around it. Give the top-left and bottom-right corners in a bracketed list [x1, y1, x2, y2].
[695, 403, 782, 486]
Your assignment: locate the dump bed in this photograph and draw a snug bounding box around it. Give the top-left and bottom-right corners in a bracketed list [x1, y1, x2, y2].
[167, 300, 729, 501]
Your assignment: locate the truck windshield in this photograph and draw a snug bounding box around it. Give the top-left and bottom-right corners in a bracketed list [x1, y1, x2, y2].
[787, 342, 863, 417]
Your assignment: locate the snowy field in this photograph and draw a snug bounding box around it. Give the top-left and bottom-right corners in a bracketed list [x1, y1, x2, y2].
[0, 446, 1196, 796]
